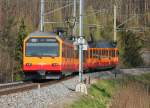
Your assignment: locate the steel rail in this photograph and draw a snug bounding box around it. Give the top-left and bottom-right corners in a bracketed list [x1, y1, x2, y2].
[0, 76, 73, 96]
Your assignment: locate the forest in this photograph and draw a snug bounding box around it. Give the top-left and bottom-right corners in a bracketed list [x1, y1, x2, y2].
[0, 0, 150, 83]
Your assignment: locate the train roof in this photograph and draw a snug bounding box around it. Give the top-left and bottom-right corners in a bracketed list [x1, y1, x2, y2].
[29, 31, 56, 37]
[89, 41, 116, 48]
[28, 31, 73, 44]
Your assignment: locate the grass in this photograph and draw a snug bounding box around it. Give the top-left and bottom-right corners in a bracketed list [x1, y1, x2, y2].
[120, 72, 150, 87]
[134, 73, 150, 84]
[70, 80, 119, 108]
[110, 73, 150, 108]
[68, 72, 150, 108]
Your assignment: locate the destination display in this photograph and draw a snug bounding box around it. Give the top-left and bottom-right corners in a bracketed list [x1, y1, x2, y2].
[28, 38, 57, 43]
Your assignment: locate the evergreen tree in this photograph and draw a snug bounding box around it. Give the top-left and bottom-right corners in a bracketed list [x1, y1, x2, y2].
[119, 28, 143, 67]
[15, 19, 27, 65]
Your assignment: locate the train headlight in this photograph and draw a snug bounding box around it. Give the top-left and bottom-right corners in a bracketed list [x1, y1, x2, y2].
[52, 63, 59, 67]
[26, 63, 32, 66]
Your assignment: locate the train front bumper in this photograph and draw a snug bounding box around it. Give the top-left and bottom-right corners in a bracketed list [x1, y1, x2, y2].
[23, 64, 61, 71]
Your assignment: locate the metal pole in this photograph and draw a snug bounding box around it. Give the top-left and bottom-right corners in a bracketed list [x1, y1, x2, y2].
[40, 0, 44, 32]
[79, 0, 83, 37]
[73, 0, 77, 35]
[79, 0, 84, 83]
[79, 45, 83, 82]
[114, 5, 117, 42]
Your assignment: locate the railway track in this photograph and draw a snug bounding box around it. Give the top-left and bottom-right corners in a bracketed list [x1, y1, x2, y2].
[0, 67, 149, 96]
[0, 81, 31, 89]
[119, 67, 150, 75]
[0, 76, 73, 96]
[120, 66, 150, 70]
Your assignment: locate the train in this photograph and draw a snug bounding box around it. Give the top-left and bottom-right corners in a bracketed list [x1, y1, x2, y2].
[23, 31, 118, 80]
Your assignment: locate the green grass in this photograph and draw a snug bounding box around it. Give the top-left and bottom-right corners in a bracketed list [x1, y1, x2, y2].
[121, 72, 150, 85]
[134, 72, 150, 83]
[69, 73, 150, 108]
[70, 80, 119, 108]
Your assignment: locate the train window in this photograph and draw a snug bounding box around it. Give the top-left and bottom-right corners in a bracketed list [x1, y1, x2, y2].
[26, 38, 59, 57]
[93, 49, 95, 58]
[67, 47, 69, 58]
[97, 50, 99, 56]
[83, 51, 86, 62]
[74, 50, 76, 59]
[88, 50, 90, 58]
[76, 50, 79, 58]
[116, 50, 119, 56]
[111, 50, 113, 57]
[69, 47, 71, 58]
[71, 48, 73, 59]
[115, 50, 117, 57]
[103, 50, 106, 56]
[63, 45, 65, 57]
[62, 44, 64, 57]
[63, 44, 66, 58]
[109, 50, 112, 57]
[99, 49, 102, 56]
[103, 50, 105, 56]
[30, 38, 38, 42]
[95, 50, 97, 58]
[96, 50, 98, 59]
[83, 51, 86, 58]
[97, 49, 100, 59]
[67, 46, 69, 58]
[95, 49, 98, 58]
[96, 50, 98, 58]
[68, 47, 70, 58]
[90, 49, 92, 58]
[99, 49, 101, 57]
[115, 50, 117, 56]
[70, 48, 72, 59]
[97, 50, 99, 58]
[106, 50, 108, 56]
[66, 47, 68, 58]
[86, 50, 88, 59]
[112, 50, 115, 57]
[74, 50, 76, 58]
[107, 49, 109, 57]
[93, 49, 96, 58]
[65, 45, 67, 58]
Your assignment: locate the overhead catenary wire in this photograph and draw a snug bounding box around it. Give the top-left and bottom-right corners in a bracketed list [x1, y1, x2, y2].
[43, 0, 150, 33]
[44, 3, 74, 15]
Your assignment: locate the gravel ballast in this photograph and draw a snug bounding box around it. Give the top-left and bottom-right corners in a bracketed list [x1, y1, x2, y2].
[0, 71, 110, 108]
[1, 69, 149, 108]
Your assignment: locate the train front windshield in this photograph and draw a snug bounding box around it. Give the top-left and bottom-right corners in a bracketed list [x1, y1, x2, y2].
[25, 38, 59, 57]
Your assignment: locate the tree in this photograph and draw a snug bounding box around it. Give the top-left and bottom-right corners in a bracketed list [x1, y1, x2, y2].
[15, 19, 27, 66]
[118, 27, 143, 67]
